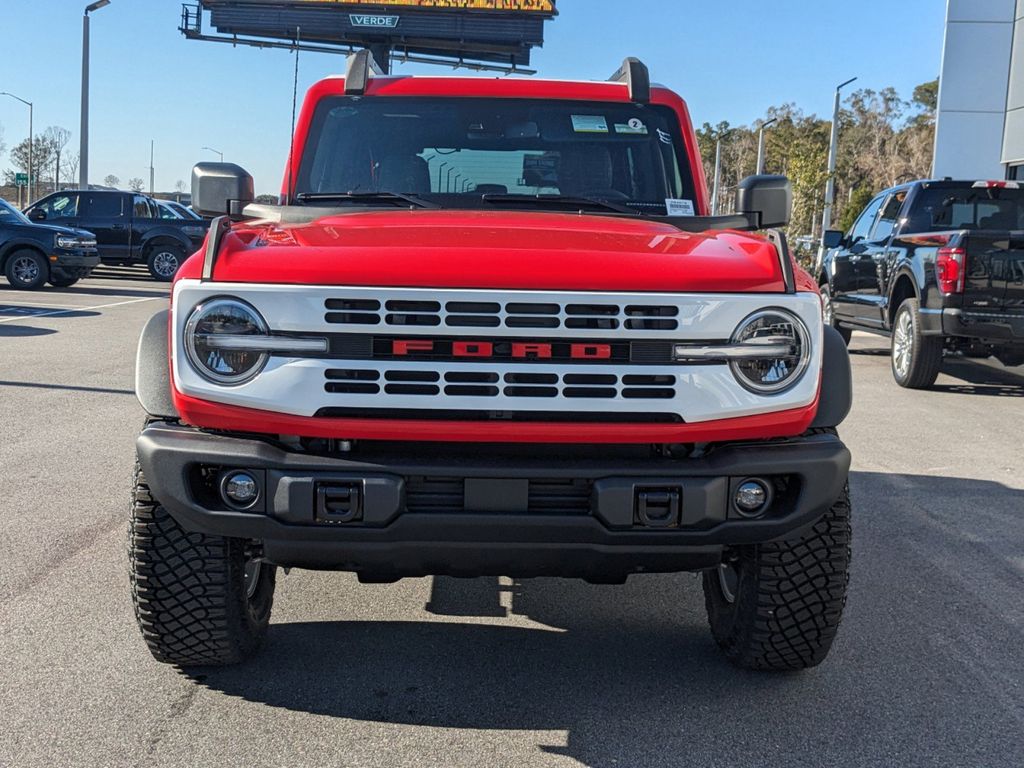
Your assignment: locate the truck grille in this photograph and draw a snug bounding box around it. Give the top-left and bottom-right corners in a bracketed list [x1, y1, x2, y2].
[325, 369, 677, 400]
[326, 298, 681, 332]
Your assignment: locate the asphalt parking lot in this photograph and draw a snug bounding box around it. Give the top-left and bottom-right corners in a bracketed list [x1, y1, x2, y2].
[1, 268, 1022, 768]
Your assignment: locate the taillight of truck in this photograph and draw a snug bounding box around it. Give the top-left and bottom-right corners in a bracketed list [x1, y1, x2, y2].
[936, 246, 967, 294]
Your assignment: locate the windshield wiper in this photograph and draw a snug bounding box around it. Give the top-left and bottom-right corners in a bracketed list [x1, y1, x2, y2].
[481, 194, 639, 216]
[294, 192, 439, 209]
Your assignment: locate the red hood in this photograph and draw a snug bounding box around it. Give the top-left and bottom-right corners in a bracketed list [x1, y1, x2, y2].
[180, 210, 787, 293]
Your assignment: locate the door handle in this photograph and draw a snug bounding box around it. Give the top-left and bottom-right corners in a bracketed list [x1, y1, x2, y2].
[111, 224, 126, 230]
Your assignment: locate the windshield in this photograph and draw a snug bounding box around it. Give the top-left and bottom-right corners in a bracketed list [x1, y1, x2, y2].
[0, 198, 32, 225]
[906, 186, 1024, 232]
[296, 97, 698, 215]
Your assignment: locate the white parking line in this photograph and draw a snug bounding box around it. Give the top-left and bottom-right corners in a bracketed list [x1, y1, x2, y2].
[0, 296, 163, 323]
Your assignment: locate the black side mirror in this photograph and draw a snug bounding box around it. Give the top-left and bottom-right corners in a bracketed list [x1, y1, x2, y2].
[823, 230, 846, 249]
[736, 175, 792, 229]
[29, 209, 47, 221]
[191, 162, 254, 218]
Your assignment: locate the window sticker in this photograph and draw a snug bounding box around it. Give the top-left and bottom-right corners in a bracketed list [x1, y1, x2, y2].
[614, 118, 649, 135]
[666, 198, 696, 217]
[571, 115, 609, 134]
[656, 128, 674, 145]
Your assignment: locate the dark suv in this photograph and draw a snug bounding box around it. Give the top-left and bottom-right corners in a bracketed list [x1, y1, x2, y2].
[26, 190, 210, 281]
[0, 198, 99, 289]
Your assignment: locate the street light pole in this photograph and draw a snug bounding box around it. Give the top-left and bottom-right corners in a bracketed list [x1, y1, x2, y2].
[80, 0, 111, 190]
[446, 167, 455, 193]
[821, 77, 857, 250]
[437, 161, 449, 192]
[1, 92, 33, 204]
[756, 117, 778, 176]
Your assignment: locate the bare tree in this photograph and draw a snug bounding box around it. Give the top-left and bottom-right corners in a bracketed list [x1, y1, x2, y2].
[43, 126, 72, 192]
[64, 151, 80, 187]
[128, 177, 145, 193]
[104, 174, 120, 188]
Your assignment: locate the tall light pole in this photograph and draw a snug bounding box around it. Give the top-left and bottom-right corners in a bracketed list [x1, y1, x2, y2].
[80, 0, 111, 190]
[437, 161, 449, 192]
[756, 117, 778, 176]
[821, 77, 858, 249]
[149, 139, 155, 194]
[446, 167, 455, 193]
[1, 92, 33, 204]
[202, 146, 224, 162]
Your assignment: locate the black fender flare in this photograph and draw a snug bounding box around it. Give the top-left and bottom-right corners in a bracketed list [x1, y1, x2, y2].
[811, 325, 853, 429]
[135, 309, 179, 419]
[0, 239, 49, 269]
[139, 230, 191, 255]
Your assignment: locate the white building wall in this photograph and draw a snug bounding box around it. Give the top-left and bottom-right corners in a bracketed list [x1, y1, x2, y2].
[933, 0, 1017, 179]
[1001, 0, 1024, 164]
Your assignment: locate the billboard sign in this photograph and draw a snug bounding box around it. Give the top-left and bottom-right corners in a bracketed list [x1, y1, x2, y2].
[184, 0, 558, 70]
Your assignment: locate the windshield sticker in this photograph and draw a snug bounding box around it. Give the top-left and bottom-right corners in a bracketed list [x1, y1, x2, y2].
[666, 198, 696, 217]
[571, 115, 609, 134]
[614, 118, 649, 135]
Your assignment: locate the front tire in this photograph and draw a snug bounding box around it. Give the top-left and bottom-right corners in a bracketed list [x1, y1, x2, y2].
[820, 283, 852, 345]
[4, 249, 49, 290]
[891, 298, 942, 389]
[129, 462, 276, 666]
[146, 244, 185, 282]
[703, 484, 851, 671]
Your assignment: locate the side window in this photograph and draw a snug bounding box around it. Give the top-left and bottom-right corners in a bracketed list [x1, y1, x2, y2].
[133, 195, 154, 219]
[79, 193, 124, 218]
[38, 193, 79, 218]
[871, 191, 908, 241]
[849, 194, 886, 243]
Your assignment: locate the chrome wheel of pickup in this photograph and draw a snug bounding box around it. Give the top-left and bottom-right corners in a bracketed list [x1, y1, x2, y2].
[893, 310, 913, 379]
[147, 245, 185, 282]
[891, 298, 943, 389]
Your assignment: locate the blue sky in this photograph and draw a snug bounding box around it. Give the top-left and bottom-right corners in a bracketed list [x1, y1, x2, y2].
[0, 0, 947, 195]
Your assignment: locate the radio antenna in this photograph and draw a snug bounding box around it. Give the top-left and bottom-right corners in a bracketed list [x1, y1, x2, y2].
[286, 26, 301, 204]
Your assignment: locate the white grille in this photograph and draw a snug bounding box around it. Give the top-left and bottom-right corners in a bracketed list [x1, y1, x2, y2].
[171, 281, 825, 423]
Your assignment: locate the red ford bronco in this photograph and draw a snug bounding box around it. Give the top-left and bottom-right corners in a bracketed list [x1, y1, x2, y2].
[131, 54, 853, 671]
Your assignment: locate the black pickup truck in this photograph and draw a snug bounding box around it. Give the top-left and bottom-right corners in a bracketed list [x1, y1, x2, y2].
[24, 190, 210, 281]
[820, 180, 1024, 388]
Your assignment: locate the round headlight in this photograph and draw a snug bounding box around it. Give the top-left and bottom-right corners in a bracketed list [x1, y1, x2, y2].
[184, 298, 269, 385]
[729, 309, 811, 394]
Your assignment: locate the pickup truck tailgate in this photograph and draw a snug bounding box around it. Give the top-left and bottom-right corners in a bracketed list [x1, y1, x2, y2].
[963, 231, 1024, 311]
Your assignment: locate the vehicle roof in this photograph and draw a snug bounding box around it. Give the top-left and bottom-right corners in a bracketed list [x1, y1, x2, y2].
[880, 179, 1017, 195]
[306, 73, 682, 105]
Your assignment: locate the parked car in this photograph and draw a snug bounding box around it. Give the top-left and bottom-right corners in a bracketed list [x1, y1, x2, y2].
[156, 199, 203, 221]
[820, 179, 1024, 387]
[0, 198, 99, 289]
[25, 190, 210, 281]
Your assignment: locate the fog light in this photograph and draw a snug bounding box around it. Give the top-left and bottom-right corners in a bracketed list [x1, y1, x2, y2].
[734, 479, 771, 518]
[222, 471, 259, 509]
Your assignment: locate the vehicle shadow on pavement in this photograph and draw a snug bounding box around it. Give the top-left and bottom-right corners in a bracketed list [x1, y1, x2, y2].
[933, 359, 1024, 397]
[182, 470, 1024, 767]
[0, 325, 57, 337]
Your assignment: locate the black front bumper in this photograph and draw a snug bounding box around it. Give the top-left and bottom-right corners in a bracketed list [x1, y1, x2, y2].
[51, 251, 100, 281]
[136, 423, 850, 580]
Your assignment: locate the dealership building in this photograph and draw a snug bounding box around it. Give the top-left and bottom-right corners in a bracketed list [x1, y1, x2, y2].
[934, 0, 1024, 179]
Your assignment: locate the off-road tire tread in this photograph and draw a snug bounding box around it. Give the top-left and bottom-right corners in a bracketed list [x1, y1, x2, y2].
[129, 461, 274, 666]
[703, 484, 851, 671]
